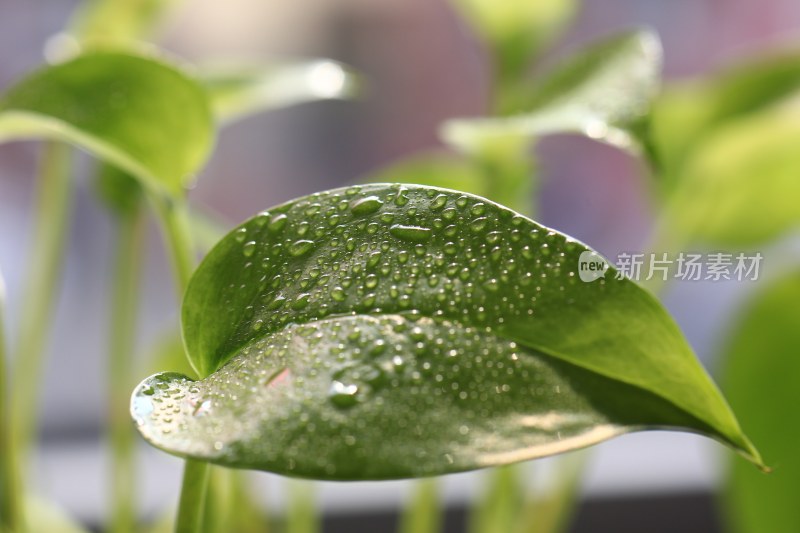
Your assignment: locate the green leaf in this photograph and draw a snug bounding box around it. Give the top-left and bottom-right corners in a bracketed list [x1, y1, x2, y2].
[449, 0, 577, 81]
[721, 271, 800, 533]
[0, 51, 214, 195]
[441, 29, 662, 154]
[69, 0, 179, 46]
[200, 60, 358, 124]
[93, 164, 144, 218]
[667, 108, 800, 247]
[132, 184, 760, 479]
[652, 53, 800, 179]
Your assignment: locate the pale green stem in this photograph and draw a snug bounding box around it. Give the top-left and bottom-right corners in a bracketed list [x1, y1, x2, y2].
[175, 459, 210, 533]
[399, 477, 441, 533]
[517, 451, 588, 533]
[10, 141, 73, 466]
[0, 270, 22, 533]
[152, 196, 195, 298]
[151, 194, 214, 533]
[107, 208, 145, 533]
[470, 465, 524, 533]
[286, 480, 319, 533]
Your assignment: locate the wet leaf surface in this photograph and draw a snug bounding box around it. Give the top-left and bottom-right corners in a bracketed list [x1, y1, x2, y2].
[133, 184, 760, 479]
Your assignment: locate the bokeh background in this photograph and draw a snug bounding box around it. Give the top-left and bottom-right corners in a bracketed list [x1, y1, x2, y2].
[1, 0, 800, 531]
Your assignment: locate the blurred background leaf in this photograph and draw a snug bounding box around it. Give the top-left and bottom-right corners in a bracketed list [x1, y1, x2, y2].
[665, 108, 800, 247]
[0, 52, 213, 195]
[721, 270, 800, 533]
[652, 53, 800, 186]
[201, 60, 358, 125]
[441, 29, 662, 156]
[69, 0, 180, 46]
[449, 0, 577, 85]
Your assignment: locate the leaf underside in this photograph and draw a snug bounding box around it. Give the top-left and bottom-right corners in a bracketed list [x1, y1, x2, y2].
[133, 184, 759, 479]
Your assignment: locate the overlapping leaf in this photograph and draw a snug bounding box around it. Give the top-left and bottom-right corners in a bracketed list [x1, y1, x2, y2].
[441, 30, 662, 155]
[0, 51, 213, 195]
[132, 184, 759, 479]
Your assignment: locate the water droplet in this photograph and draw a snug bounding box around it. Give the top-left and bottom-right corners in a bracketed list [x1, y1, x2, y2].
[234, 227, 247, 243]
[431, 194, 448, 210]
[329, 380, 359, 408]
[268, 214, 288, 233]
[470, 202, 486, 216]
[390, 224, 431, 242]
[292, 293, 311, 310]
[470, 217, 488, 232]
[350, 196, 383, 216]
[289, 240, 315, 257]
[331, 287, 346, 301]
[242, 241, 256, 257]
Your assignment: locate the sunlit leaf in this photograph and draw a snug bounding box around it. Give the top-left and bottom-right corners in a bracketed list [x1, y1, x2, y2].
[132, 184, 760, 480]
[69, 0, 179, 46]
[722, 271, 800, 533]
[652, 53, 800, 179]
[449, 0, 577, 81]
[0, 51, 214, 195]
[201, 60, 358, 124]
[441, 30, 662, 155]
[667, 108, 800, 247]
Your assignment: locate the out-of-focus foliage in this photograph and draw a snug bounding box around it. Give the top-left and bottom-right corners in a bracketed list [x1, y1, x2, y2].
[450, 0, 577, 83]
[201, 60, 358, 125]
[652, 53, 800, 183]
[666, 108, 800, 247]
[441, 30, 662, 157]
[722, 271, 800, 533]
[0, 52, 213, 196]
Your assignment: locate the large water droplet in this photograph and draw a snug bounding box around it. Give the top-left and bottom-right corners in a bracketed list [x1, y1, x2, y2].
[390, 224, 432, 242]
[242, 241, 256, 257]
[350, 196, 383, 216]
[289, 240, 315, 257]
[268, 214, 288, 233]
[329, 380, 359, 408]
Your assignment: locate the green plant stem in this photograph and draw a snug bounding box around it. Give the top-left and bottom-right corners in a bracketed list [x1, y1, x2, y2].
[107, 207, 145, 533]
[286, 480, 319, 533]
[10, 141, 73, 465]
[0, 271, 22, 533]
[153, 196, 195, 297]
[175, 459, 211, 533]
[399, 478, 441, 533]
[517, 451, 588, 533]
[152, 194, 213, 533]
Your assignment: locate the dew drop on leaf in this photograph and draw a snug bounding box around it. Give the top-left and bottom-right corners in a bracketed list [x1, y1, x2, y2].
[289, 240, 315, 257]
[328, 380, 359, 408]
[389, 224, 432, 243]
[350, 195, 384, 216]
